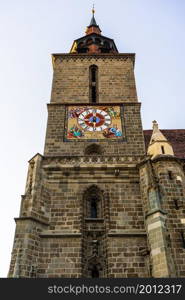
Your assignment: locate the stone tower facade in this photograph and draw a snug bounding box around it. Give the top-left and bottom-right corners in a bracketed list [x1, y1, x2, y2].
[8, 11, 185, 278]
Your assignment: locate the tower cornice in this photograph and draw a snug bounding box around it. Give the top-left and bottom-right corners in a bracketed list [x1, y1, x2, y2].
[52, 53, 135, 68]
[47, 102, 141, 107]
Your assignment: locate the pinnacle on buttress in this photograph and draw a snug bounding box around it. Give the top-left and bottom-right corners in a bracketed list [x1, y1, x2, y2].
[149, 120, 168, 144]
[147, 120, 174, 158]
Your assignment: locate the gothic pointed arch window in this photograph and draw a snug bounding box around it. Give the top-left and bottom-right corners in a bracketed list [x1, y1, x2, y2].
[89, 65, 98, 103]
[84, 185, 103, 219]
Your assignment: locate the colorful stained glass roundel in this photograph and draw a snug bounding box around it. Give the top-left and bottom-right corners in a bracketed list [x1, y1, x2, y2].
[66, 106, 123, 140]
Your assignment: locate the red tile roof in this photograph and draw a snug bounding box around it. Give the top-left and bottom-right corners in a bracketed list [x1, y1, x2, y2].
[143, 129, 185, 159]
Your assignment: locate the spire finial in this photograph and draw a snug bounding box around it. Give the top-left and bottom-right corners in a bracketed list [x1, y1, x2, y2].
[88, 5, 98, 27]
[85, 5, 102, 36]
[152, 120, 158, 130]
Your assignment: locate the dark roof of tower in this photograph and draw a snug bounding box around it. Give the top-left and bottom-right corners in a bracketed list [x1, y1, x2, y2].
[144, 129, 185, 158]
[74, 33, 117, 44]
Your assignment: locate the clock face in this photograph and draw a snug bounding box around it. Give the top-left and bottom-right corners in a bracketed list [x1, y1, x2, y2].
[66, 106, 123, 140]
[78, 108, 111, 132]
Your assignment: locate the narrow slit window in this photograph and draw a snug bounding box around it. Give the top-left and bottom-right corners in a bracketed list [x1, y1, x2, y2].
[174, 199, 179, 210]
[161, 145, 165, 154]
[168, 171, 173, 180]
[89, 65, 98, 103]
[92, 68, 96, 82]
[92, 86, 96, 103]
[84, 185, 102, 219]
[91, 198, 98, 218]
[181, 232, 185, 249]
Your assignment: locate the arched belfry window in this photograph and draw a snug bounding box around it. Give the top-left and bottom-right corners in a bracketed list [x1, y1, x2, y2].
[89, 65, 98, 103]
[85, 144, 102, 155]
[84, 185, 102, 219]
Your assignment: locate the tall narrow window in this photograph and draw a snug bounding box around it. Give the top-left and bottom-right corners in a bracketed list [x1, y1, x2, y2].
[168, 171, 173, 180]
[181, 232, 185, 249]
[84, 185, 102, 219]
[89, 65, 98, 103]
[174, 199, 179, 210]
[161, 145, 165, 154]
[90, 197, 98, 218]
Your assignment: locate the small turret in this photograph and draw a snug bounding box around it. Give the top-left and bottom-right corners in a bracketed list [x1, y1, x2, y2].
[147, 120, 174, 158]
[70, 7, 118, 54]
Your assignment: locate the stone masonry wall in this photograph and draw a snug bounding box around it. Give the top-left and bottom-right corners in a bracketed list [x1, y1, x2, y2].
[153, 159, 185, 277]
[51, 56, 137, 103]
[139, 157, 185, 277]
[8, 219, 47, 278]
[38, 237, 82, 278]
[107, 236, 149, 277]
[44, 103, 145, 156]
[39, 162, 148, 277]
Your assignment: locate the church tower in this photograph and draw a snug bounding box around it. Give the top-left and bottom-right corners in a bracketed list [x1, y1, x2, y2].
[8, 10, 185, 278]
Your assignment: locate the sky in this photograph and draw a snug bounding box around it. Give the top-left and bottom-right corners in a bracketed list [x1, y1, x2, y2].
[0, 0, 185, 277]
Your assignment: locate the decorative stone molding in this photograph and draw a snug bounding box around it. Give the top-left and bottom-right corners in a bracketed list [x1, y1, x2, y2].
[108, 230, 147, 237]
[43, 155, 142, 167]
[52, 53, 135, 66]
[40, 231, 82, 238]
[15, 217, 49, 227]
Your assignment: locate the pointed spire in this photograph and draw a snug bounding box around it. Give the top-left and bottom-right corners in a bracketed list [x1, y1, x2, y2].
[86, 5, 101, 35]
[147, 121, 174, 158]
[89, 5, 97, 26]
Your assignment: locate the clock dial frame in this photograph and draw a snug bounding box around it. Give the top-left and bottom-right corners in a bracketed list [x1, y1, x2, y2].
[66, 105, 124, 140]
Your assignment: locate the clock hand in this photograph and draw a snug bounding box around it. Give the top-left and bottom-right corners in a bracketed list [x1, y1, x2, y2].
[92, 113, 97, 131]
